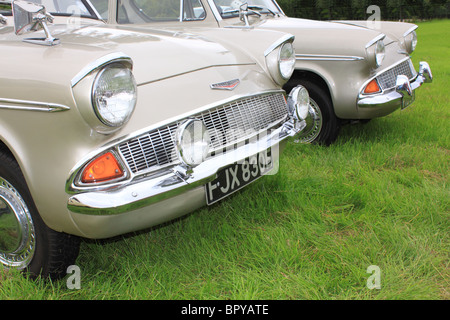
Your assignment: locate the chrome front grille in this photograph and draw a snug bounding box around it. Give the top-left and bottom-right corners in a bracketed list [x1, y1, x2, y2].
[376, 59, 417, 90]
[201, 94, 287, 150]
[118, 93, 288, 175]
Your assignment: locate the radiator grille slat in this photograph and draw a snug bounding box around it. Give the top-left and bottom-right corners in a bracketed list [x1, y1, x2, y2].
[377, 59, 417, 90]
[118, 93, 288, 174]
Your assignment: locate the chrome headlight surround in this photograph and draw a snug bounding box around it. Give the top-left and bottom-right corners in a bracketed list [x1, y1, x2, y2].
[175, 119, 211, 168]
[71, 53, 137, 135]
[265, 35, 296, 86]
[366, 35, 386, 69]
[402, 27, 418, 54]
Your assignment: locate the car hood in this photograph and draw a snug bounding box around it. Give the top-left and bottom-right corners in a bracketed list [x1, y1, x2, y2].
[332, 20, 417, 42]
[256, 17, 392, 56]
[47, 23, 257, 85]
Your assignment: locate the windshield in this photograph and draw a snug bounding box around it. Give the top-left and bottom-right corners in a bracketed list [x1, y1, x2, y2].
[117, 0, 206, 24]
[213, 0, 281, 18]
[24, 0, 98, 19]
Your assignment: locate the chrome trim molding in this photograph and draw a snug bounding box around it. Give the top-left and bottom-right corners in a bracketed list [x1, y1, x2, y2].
[365, 33, 386, 49]
[403, 25, 419, 37]
[210, 78, 240, 90]
[0, 98, 70, 112]
[264, 34, 295, 57]
[296, 54, 364, 62]
[71, 52, 133, 87]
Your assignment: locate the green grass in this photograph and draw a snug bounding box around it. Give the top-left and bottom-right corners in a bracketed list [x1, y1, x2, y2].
[1, 20, 449, 300]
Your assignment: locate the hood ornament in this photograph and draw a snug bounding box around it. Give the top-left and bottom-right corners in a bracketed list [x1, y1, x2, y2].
[210, 79, 241, 91]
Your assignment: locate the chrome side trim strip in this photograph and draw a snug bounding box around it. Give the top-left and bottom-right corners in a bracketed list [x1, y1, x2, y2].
[264, 34, 295, 57]
[296, 54, 364, 61]
[71, 52, 133, 87]
[0, 98, 70, 112]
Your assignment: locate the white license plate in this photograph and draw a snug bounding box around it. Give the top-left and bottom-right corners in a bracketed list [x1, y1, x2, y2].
[206, 148, 273, 205]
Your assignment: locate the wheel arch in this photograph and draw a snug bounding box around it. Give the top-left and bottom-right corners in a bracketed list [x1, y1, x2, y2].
[0, 138, 15, 160]
[283, 70, 333, 104]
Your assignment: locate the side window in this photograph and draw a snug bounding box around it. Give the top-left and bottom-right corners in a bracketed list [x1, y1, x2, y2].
[90, 0, 109, 19]
[184, 0, 206, 20]
[133, 0, 180, 21]
[117, 0, 206, 24]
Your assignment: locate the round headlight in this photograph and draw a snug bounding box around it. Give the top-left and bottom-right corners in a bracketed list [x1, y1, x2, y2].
[176, 119, 211, 167]
[279, 42, 296, 80]
[92, 63, 137, 128]
[265, 37, 296, 86]
[375, 40, 385, 67]
[288, 85, 310, 121]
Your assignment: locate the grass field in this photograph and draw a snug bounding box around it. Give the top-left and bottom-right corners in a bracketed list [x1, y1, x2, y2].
[1, 20, 448, 300]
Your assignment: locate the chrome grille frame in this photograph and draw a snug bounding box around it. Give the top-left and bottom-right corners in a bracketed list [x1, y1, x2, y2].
[118, 92, 288, 176]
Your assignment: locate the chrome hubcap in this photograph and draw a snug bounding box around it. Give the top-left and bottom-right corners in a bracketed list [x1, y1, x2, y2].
[296, 98, 323, 144]
[0, 177, 35, 269]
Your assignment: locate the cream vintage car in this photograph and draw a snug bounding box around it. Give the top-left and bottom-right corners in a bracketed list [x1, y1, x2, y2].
[0, 0, 309, 278]
[94, 0, 433, 145]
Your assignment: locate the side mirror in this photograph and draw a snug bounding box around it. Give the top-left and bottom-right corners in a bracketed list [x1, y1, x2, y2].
[12, 0, 59, 46]
[0, 14, 7, 25]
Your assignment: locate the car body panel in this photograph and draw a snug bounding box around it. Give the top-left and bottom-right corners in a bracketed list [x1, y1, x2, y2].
[0, 0, 305, 240]
[197, 0, 431, 121]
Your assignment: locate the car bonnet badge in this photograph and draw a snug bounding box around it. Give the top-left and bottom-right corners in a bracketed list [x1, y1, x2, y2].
[210, 79, 240, 90]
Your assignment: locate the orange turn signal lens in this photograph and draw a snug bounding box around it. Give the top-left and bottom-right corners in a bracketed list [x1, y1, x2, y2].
[81, 152, 125, 184]
[364, 79, 382, 94]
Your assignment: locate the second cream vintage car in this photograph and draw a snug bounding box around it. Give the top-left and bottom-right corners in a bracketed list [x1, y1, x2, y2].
[92, 0, 433, 145]
[0, 0, 308, 278]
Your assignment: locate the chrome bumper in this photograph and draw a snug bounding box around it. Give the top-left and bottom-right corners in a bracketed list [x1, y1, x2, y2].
[67, 118, 305, 216]
[358, 61, 433, 110]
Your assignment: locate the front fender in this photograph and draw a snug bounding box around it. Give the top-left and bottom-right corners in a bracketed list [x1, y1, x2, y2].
[333, 20, 418, 42]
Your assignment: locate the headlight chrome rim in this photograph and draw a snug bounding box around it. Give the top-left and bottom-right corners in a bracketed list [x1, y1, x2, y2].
[92, 63, 137, 128]
[265, 35, 296, 86]
[175, 119, 211, 168]
[279, 42, 296, 80]
[406, 31, 418, 53]
[288, 85, 310, 121]
[375, 40, 385, 67]
[366, 34, 386, 69]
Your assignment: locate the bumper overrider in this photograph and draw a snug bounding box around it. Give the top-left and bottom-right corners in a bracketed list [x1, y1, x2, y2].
[358, 60, 433, 111]
[65, 90, 306, 239]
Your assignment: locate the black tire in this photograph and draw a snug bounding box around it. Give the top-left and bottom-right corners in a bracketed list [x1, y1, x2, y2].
[0, 150, 80, 280]
[286, 80, 340, 146]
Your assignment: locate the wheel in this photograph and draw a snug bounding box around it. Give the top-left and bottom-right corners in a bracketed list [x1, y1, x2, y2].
[287, 80, 340, 145]
[0, 150, 80, 280]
